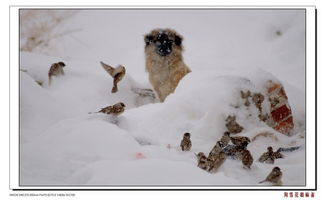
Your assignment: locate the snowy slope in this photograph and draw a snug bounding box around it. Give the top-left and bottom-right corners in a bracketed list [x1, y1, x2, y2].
[19, 9, 305, 186]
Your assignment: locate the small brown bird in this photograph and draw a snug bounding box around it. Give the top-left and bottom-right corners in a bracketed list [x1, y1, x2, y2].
[240, 90, 251, 107]
[252, 93, 265, 112]
[223, 144, 246, 160]
[195, 152, 208, 170]
[208, 141, 222, 160]
[48, 61, 66, 85]
[230, 136, 251, 147]
[258, 113, 270, 122]
[219, 131, 231, 148]
[273, 149, 284, 159]
[259, 166, 283, 186]
[269, 97, 280, 108]
[100, 61, 126, 93]
[226, 115, 244, 134]
[207, 151, 227, 173]
[180, 132, 192, 151]
[94, 102, 126, 116]
[241, 149, 254, 169]
[258, 146, 275, 164]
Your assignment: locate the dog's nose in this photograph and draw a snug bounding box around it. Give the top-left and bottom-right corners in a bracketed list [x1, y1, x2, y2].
[155, 33, 172, 56]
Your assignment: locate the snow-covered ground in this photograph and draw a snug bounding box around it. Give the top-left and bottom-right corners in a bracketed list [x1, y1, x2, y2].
[19, 9, 305, 186]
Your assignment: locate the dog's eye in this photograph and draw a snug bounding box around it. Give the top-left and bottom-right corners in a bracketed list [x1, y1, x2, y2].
[145, 35, 154, 45]
[175, 35, 182, 46]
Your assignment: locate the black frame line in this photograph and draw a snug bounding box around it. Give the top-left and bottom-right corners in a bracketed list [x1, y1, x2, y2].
[10, 6, 316, 191]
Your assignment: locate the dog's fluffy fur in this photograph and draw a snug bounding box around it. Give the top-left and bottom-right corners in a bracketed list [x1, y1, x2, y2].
[144, 28, 191, 102]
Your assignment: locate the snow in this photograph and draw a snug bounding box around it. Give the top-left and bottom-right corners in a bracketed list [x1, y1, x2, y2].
[19, 9, 305, 186]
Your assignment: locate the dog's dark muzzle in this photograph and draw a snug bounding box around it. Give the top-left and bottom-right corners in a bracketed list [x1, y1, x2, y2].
[155, 33, 172, 56]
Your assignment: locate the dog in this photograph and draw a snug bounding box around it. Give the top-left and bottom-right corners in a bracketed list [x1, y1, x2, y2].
[144, 28, 191, 102]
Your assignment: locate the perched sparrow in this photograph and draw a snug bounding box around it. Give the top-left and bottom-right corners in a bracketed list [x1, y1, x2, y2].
[269, 97, 280, 108]
[259, 166, 283, 186]
[100, 61, 126, 93]
[48, 61, 66, 85]
[241, 149, 254, 169]
[208, 141, 222, 160]
[207, 151, 226, 173]
[219, 131, 231, 148]
[240, 90, 251, 107]
[95, 102, 126, 116]
[223, 144, 246, 160]
[226, 115, 244, 134]
[258, 113, 270, 122]
[195, 152, 208, 170]
[272, 151, 284, 159]
[252, 93, 265, 112]
[230, 136, 251, 147]
[180, 132, 192, 151]
[258, 146, 275, 164]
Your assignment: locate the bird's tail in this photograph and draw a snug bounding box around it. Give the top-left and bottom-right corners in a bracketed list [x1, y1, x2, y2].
[48, 74, 52, 86]
[100, 61, 114, 77]
[88, 111, 101, 114]
[259, 180, 266, 184]
[276, 146, 301, 153]
[111, 82, 118, 93]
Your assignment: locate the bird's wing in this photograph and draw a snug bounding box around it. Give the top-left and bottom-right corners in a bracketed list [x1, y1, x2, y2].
[100, 61, 115, 77]
[266, 171, 277, 181]
[258, 153, 267, 162]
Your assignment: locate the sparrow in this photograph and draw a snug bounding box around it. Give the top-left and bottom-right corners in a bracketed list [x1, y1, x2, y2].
[222, 144, 246, 160]
[258, 113, 270, 122]
[230, 136, 251, 147]
[240, 90, 251, 107]
[207, 151, 227, 173]
[100, 61, 126, 93]
[272, 151, 284, 159]
[259, 166, 283, 186]
[252, 93, 265, 112]
[258, 146, 275, 164]
[209, 141, 222, 157]
[269, 97, 280, 108]
[180, 132, 192, 151]
[219, 131, 231, 148]
[195, 152, 209, 171]
[208, 141, 222, 161]
[241, 149, 253, 169]
[93, 102, 126, 116]
[48, 61, 66, 85]
[226, 115, 244, 134]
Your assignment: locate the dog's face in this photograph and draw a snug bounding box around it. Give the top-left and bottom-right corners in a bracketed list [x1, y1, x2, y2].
[145, 29, 183, 57]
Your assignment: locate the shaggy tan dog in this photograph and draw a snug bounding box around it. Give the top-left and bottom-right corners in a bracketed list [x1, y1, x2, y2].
[144, 28, 191, 102]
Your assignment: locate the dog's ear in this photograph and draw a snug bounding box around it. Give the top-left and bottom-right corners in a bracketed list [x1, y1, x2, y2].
[144, 34, 154, 46]
[174, 34, 182, 46]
